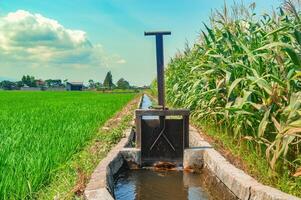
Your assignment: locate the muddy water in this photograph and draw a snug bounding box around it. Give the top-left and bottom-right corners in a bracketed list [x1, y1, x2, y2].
[114, 169, 212, 200]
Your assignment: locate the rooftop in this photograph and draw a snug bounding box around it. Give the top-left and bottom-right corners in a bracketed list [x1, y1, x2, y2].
[67, 82, 83, 86]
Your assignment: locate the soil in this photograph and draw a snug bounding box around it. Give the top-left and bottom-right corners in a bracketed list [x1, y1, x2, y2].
[72, 167, 88, 196]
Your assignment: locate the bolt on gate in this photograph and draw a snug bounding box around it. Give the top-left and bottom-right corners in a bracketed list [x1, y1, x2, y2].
[135, 31, 190, 166]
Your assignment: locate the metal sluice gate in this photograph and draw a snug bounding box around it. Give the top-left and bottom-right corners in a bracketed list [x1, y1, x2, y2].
[135, 31, 190, 166]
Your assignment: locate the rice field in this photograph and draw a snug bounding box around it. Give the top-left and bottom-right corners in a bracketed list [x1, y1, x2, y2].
[0, 91, 135, 199]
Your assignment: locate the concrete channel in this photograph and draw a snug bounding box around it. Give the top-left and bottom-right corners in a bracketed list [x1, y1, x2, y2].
[84, 94, 300, 200]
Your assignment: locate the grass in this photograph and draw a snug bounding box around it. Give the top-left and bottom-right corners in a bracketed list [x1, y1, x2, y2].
[0, 91, 135, 199]
[36, 97, 138, 199]
[192, 119, 301, 197]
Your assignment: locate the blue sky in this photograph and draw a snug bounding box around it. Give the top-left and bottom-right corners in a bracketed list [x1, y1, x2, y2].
[0, 0, 281, 85]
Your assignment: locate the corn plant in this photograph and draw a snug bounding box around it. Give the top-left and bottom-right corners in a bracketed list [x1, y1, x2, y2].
[164, 1, 301, 175]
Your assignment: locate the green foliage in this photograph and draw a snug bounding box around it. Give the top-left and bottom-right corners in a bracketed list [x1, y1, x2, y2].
[103, 71, 114, 89]
[0, 91, 134, 199]
[88, 79, 103, 89]
[117, 78, 130, 89]
[150, 79, 158, 97]
[0, 80, 17, 90]
[22, 75, 37, 87]
[36, 108, 135, 200]
[44, 79, 63, 87]
[195, 119, 301, 197]
[88, 79, 95, 88]
[165, 0, 301, 187]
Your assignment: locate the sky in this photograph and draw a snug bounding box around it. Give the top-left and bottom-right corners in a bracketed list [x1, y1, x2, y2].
[0, 0, 281, 86]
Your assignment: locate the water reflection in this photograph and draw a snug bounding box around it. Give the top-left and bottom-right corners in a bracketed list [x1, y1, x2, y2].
[114, 170, 210, 200]
[140, 94, 152, 109]
[140, 94, 158, 120]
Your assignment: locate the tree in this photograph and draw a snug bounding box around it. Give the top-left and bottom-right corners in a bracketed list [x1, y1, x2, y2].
[88, 79, 95, 89]
[103, 71, 113, 89]
[45, 79, 63, 87]
[63, 79, 68, 86]
[117, 78, 130, 89]
[0, 81, 16, 90]
[21, 75, 37, 87]
[95, 82, 102, 89]
[16, 81, 24, 88]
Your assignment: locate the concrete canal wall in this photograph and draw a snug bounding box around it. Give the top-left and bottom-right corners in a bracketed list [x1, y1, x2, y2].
[84, 95, 300, 200]
[185, 126, 300, 200]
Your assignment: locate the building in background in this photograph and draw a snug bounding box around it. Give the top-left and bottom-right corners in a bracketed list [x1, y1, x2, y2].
[35, 79, 45, 87]
[66, 82, 83, 91]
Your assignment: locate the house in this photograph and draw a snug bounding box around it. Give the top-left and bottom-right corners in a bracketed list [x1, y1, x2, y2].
[66, 82, 83, 91]
[35, 79, 45, 87]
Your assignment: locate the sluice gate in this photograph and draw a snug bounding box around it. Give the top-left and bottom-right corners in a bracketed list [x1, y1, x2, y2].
[135, 31, 190, 166]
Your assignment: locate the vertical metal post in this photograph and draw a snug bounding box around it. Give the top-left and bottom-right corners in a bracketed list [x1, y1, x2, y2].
[183, 115, 189, 148]
[145, 31, 171, 109]
[135, 114, 142, 148]
[155, 34, 165, 108]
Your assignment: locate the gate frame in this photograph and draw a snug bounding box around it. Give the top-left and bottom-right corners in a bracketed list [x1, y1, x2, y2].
[135, 109, 189, 165]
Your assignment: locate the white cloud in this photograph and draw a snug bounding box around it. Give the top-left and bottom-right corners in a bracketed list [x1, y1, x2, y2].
[116, 59, 126, 64]
[0, 10, 125, 70]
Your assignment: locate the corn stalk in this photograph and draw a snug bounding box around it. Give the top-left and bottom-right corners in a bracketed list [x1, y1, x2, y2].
[164, 1, 301, 173]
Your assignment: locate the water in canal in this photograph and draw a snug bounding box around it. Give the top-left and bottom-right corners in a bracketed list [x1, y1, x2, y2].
[114, 169, 211, 200]
[140, 94, 158, 120]
[140, 94, 152, 109]
[119, 95, 212, 199]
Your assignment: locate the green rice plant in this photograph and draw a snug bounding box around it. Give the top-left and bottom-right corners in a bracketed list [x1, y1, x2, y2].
[164, 0, 301, 180]
[0, 91, 134, 199]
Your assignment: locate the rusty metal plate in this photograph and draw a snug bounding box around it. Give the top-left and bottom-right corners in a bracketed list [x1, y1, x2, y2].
[141, 119, 183, 165]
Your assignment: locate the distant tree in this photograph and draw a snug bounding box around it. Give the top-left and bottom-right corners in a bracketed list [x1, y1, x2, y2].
[0, 81, 16, 90]
[45, 79, 63, 87]
[63, 79, 68, 86]
[117, 78, 130, 89]
[95, 82, 102, 89]
[88, 79, 95, 89]
[21, 75, 27, 85]
[30, 76, 36, 87]
[16, 81, 24, 88]
[103, 71, 113, 89]
[22, 75, 37, 87]
[45, 79, 51, 87]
